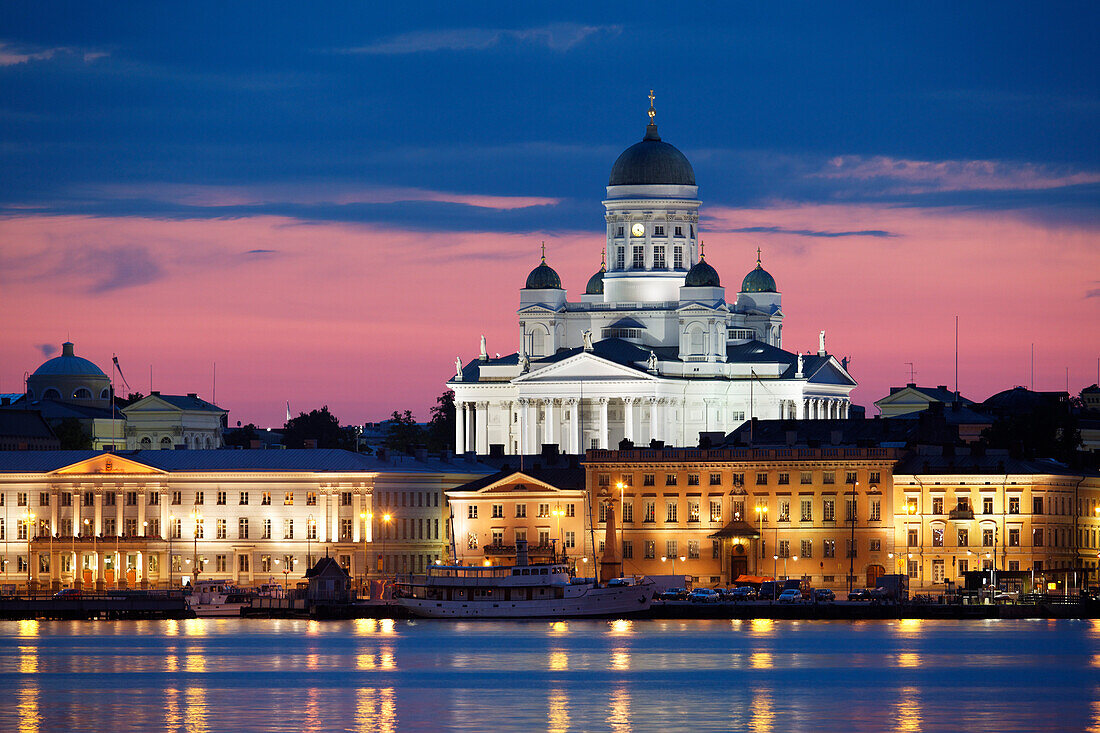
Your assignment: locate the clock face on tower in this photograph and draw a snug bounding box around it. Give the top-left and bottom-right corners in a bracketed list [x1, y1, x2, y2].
[631, 223, 645, 237]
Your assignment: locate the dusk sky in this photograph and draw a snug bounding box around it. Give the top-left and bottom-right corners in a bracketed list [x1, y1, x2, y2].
[1, 3, 1098, 426]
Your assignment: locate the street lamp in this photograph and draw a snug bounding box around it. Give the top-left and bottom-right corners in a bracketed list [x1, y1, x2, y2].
[784, 554, 798, 581]
[190, 511, 202, 585]
[359, 511, 371, 587]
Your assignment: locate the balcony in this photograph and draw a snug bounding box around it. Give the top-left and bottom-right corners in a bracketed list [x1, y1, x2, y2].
[949, 509, 975, 520]
[483, 544, 515, 556]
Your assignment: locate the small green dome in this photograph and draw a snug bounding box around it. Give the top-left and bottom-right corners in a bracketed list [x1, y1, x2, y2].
[525, 261, 562, 289]
[585, 255, 606, 295]
[685, 257, 720, 287]
[741, 251, 777, 293]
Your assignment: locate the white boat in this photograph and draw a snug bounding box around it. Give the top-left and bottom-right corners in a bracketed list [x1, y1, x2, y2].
[187, 580, 252, 617]
[394, 562, 656, 619]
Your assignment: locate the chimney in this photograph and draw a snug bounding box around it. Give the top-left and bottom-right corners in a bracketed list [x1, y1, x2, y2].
[187, 393, 197, 398]
[150, 390, 160, 396]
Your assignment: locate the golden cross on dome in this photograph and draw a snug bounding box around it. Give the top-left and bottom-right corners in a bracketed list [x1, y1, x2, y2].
[699, 239, 705, 258]
[648, 90, 656, 122]
[601, 248, 606, 269]
[540, 241, 546, 263]
[756, 247, 762, 264]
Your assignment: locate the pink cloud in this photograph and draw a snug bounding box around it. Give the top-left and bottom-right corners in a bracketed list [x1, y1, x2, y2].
[816, 155, 1100, 193]
[1, 204, 1097, 428]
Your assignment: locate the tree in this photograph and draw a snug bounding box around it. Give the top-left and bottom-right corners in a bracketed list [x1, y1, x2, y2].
[53, 418, 92, 450]
[426, 390, 455, 453]
[113, 392, 145, 409]
[224, 423, 259, 449]
[283, 406, 356, 449]
[384, 410, 425, 453]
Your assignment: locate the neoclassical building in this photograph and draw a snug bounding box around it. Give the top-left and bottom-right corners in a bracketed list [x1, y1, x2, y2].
[449, 99, 856, 455]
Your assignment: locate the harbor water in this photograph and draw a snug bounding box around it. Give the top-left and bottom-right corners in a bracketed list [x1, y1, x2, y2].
[1, 617, 1098, 731]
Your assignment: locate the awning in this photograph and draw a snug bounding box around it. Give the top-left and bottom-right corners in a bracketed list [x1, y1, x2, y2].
[734, 575, 774, 585]
[708, 519, 762, 540]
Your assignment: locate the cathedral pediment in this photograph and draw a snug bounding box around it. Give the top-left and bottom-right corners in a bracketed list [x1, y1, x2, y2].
[806, 357, 857, 386]
[513, 352, 657, 384]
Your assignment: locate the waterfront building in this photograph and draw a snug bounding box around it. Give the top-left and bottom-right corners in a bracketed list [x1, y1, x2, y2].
[0, 449, 491, 592]
[445, 465, 588, 569]
[448, 98, 856, 456]
[874, 384, 974, 418]
[121, 392, 226, 449]
[893, 452, 1100, 592]
[584, 444, 898, 589]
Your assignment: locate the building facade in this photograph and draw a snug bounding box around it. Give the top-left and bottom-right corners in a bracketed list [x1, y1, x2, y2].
[0, 450, 492, 592]
[449, 100, 856, 456]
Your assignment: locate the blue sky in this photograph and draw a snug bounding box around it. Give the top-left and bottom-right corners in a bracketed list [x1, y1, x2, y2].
[1, 2, 1098, 423]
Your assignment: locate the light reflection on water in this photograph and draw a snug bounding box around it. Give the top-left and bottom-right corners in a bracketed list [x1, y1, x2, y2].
[1, 618, 1099, 731]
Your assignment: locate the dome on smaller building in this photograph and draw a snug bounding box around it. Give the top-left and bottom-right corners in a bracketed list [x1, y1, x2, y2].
[741, 249, 777, 293]
[31, 342, 107, 377]
[685, 255, 721, 287]
[525, 244, 562, 290]
[585, 253, 606, 295]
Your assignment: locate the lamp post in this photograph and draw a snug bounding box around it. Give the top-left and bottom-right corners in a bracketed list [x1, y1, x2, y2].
[904, 501, 916, 586]
[773, 554, 779, 579]
[754, 505, 767, 575]
[84, 518, 94, 589]
[22, 511, 35, 592]
[306, 514, 315, 570]
[359, 511, 371, 586]
[190, 511, 201, 586]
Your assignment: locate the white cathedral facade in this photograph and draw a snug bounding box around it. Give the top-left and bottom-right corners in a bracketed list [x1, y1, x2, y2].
[449, 100, 856, 455]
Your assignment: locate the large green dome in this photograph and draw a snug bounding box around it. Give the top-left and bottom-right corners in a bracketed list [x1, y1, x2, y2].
[525, 260, 562, 289]
[741, 252, 777, 293]
[685, 257, 721, 287]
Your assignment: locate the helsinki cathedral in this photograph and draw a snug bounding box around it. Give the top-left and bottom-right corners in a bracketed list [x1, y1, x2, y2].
[449, 95, 856, 455]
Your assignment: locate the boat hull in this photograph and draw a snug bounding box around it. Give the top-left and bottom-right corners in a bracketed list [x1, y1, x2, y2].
[397, 584, 654, 619]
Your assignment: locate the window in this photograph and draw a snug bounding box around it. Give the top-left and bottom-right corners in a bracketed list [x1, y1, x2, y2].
[262, 519, 272, 539]
[515, 504, 527, 518]
[653, 225, 665, 236]
[800, 499, 812, 522]
[216, 519, 227, 540]
[819, 498, 833, 521]
[958, 528, 968, 546]
[261, 492, 271, 506]
[982, 528, 994, 547]
[284, 492, 294, 506]
[192, 519, 202, 539]
[778, 501, 790, 522]
[1033, 528, 1044, 546]
[932, 527, 944, 547]
[84, 493, 95, 506]
[907, 528, 918, 547]
[756, 473, 768, 486]
[644, 540, 655, 559]
[105, 492, 117, 507]
[616, 225, 624, 237]
[1009, 497, 1020, 514]
[800, 539, 813, 558]
[616, 247, 625, 269]
[712, 540, 721, 559]
[709, 473, 721, 486]
[148, 519, 159, 537]
[710, 500, 722, 523]
[777, 473, 790, 486]
[665, 540, 677, 559]
[673, 246, 684, 269]
[216, 491, 226, 506]
[870, 539, 881, 552]
[124, 492, 137, 506]
[598, 503, 607, 523]
[561, 530, 574, 550]
[869, 472, 881, 484]
[644, 501, 655, 523]
[306, 492, 317, 506]
[149, 491, 160, 506]
[800, 472, 813, 485]
[622, 540, 632, 558]
[467, 506, 478, 519]
[643, 474, 655, 487]
[653, 245, 666, 269]
[538, 503, 550, 518]
[823, 472, 835, 485]
[687, 540, 700, 559]
[632, 245, 644, 269]
[491, 504, 504, 519]
[238, 554, 250, 572]
[598, 474, 610, 487]
[674, 226, 683, 237]
[665, 474, 678, 486]
[687, 474, 700, 486]
[239, 518, 249, 539]
[61, 492, 72, 507]
[260, 555, 272, 573]
[870, 499, 881, 521]
[193, 492, 202, 506]
[1033, 497, 1044, 515]
[623, 502, 633, 523]
[845, 499, 857, 522]
[846, 472, 857, 485]
[340, 519, 352, 539]
[846, 539, 857, 558]
[932, 559, 945, 584]
[958, 558, 969, 575]
[1008, 528, 1020, 547]
[956, 497, 970, 512]
[778, 540, 790, 558]
[171, 518, 182, 540]
[983, 497, 994, 514]
[215, 555, 227, 573]
[932, 497, 944, 515]
[666, 502, 677, 523]
[688, 501, 700, 522]
[340, 492, 352, 507]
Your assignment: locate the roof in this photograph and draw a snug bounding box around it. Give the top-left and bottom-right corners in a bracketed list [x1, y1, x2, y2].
[451, 464, 586, 493]
[894, 453, 1094, 477]
[6, 399, 118, 421]
[0, 410, 58, 440]
[123, 393, 226, 414]
[708, 518, 761, 540]
[881, 384, 974, 405]
[723, 417, 937, 449]
[892, 403, 992, 425]
[305, 556, 349, 579]
[741, 263, 777, 293]
[30, 342, 107, 378]
[609, 123, 695, 186]
[0, 449, 497, 475]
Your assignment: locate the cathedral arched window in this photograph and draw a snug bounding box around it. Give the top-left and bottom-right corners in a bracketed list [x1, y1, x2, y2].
[73, 388, 92, 399]
[160, 436, 173, 448]
[529, 325, 549, 357]
[43, 388, 61, 399]
[140, 437, 152, 448]
[100, 388, 111, 399]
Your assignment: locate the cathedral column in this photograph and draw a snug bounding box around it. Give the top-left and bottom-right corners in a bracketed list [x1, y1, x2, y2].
[50, 487, 58, 537]
[598, 398, 609, 449]
[352, 493, 361, 543]
[464, 403, 474, 452]
[94, 490, 103, 535]
[521, 399, 535, 454]
[455, 401, 466, 453]
[843, 401, 850, 419]
[115, 491, 123, 538]
[623, 398, 635, 443]
[649, 397, 660, 444]
[566, 399, 580, 454]
[476, 401, 490, 454]
[138, 491, 146, 536]
[545, 399, 558, 449]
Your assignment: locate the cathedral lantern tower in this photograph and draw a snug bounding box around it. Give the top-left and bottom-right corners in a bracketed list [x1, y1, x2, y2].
[602, 92, 700, 304]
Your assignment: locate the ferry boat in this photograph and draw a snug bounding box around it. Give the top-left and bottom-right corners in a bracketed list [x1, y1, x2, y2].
[394, 561, 656, 619]
[186, 580, 252, 617]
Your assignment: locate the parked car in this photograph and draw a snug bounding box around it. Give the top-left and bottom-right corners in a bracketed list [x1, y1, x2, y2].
[847, 588, 872, 602]
[53, 588, 82, 600]
[688, 588, 720, 604]
[758, 581, 780, 601]
[813, 588, 835, 603]
[778, 588, 802, 603]
[659, 588, 689, 601]
[728, 586, 758, 602]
